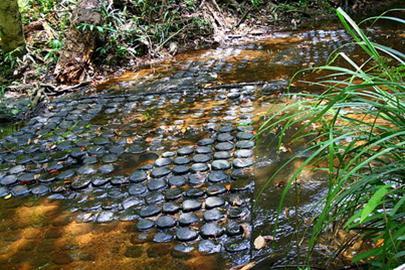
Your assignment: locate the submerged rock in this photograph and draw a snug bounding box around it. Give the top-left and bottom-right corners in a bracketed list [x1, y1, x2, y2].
[156, 215, 176, 228]
[153, 232, 173, 243]
[204, 209, 224, 222]
[233, 158, 254, 168]
[99, 164, 115, 174]
[173, 156, 190, 165]
[0, 187, 10, 197]
[137, 219, 155, 231]
[182, 199, 202, 211]
[198, 240, 221, 254]
[151, 167, 171, 178]
[179, 212, 199, 226]
[11, 185, 30, 196]
[162, 202, 180, 214]
[225, 240, 250, 252]
[205, 196, 225, 209]
[172, 165, 189, 174]
[0, 175, 17, 185]
[215, 142, 234, 151]
[177, 146, 194, 156]
[129, 170, 147, 183]
[211, 160, 231, 170]
[201, 222, 224, 238]
[128, 183, 147, 195]
[139, 205, 161, 217]
[147, 178, 167, 191]
[96, 211, 115, 223]
[174, 244, 194, 253]
[192, 154, 211, 163]
[176, 227, 198, 241]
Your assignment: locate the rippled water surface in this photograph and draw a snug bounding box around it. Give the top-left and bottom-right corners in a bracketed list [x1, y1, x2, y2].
[0, 25, 403, 270]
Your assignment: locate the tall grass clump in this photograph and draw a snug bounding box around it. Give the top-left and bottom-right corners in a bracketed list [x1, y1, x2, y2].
[259, 8, 404, 269]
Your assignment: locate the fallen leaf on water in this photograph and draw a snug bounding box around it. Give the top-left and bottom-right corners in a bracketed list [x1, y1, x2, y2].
[263, 235, 275, 241]
[284, 207, 289, 217]
[4, 194, 12, 200]
[126, 138, 133, 144]
[230, 261, 256, 270]
[241, 223, 251, 239]
[254, 235, 275, 250]
[240, 262, 256, 270]
[254, 235, 266, 249]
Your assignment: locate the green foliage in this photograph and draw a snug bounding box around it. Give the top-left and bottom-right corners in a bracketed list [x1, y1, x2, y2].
[0, 46, 27, 78]
[44, 39, 62, 62]
[76, 0, 213, 64]
[251, 0, 263, 7]
[259, 8, 404, 269]
[0, 0, 73, 77]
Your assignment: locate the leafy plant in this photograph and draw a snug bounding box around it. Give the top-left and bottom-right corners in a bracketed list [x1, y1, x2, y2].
[44, 39, 62, 63]
[259, 8, 404, 269]
[251, 0, 263, 7]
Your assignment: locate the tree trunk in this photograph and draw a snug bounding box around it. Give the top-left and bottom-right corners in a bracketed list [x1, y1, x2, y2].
[54, 0, 101, 84]
[0, 0, 25, 53]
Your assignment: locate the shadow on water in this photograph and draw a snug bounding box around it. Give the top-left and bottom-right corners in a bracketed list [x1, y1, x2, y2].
[0, 197, 225, 270]
[0, 123, 21, 140]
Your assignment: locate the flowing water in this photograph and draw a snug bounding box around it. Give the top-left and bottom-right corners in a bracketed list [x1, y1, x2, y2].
[0, 25, 403, 270]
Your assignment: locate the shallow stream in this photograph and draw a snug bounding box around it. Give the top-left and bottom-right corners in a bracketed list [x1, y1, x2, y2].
[0, 24, 403, 270]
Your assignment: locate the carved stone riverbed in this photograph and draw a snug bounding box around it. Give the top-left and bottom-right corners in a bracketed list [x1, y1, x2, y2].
[0, 27, 402, 269]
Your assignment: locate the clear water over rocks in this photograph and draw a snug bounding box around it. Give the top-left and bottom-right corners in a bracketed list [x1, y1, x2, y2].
[0, 26, 401, 269]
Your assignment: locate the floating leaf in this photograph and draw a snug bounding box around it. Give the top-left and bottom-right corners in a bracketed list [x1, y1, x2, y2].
[263, 235, 275, 241]
[254, 235, 266, 249]
[241, 223, 251, 239]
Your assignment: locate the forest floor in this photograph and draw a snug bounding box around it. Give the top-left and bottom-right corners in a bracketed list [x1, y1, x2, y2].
[0, 0, 401, 122]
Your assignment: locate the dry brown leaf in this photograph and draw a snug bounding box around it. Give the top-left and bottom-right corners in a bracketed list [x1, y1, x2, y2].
[284, 207, 289, 217]
[241, 223, 251, 239]
[240, 262, 256, 270]
[230, 261, 256, 270]
[263, 235, 275, 241]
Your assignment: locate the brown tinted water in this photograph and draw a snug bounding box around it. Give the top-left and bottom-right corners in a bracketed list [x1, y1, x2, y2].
[0, 25, 403, 270]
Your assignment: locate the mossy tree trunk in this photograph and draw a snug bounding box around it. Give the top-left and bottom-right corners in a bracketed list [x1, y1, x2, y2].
[54, 0, 101, 84]
[0, 0, 25, 53]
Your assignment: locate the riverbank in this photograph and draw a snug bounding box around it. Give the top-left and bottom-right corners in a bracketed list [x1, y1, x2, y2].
[0, 0, 402, 122]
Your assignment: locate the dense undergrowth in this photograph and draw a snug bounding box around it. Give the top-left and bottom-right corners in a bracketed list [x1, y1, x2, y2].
[259, 8, 404, 269]
[0, 0, 343, 88]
